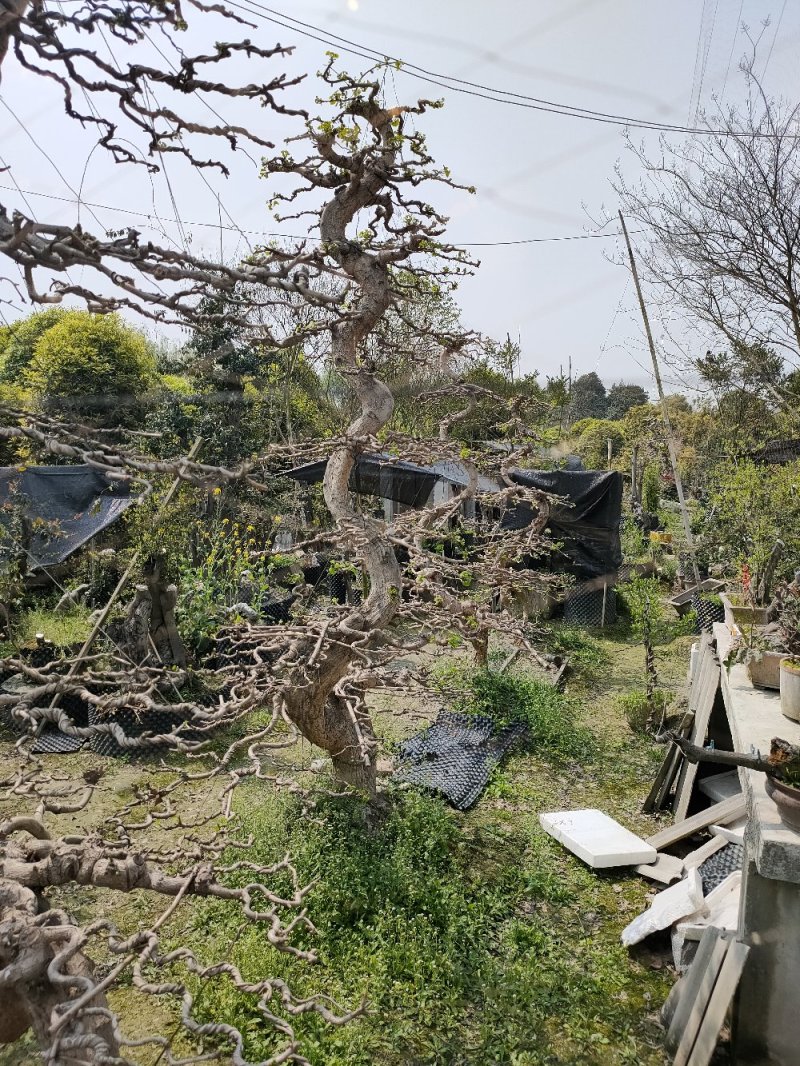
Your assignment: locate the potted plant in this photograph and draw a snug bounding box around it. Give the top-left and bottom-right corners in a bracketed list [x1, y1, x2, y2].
[725, 628, 785, 690]
[780, 658, 800, 722]
[771, 581, 800, 719]
[725, 579, 800, 695]
[721, 552, 783, 629]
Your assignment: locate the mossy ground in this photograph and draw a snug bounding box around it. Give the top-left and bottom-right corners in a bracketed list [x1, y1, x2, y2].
[0, 599, 694, 1066]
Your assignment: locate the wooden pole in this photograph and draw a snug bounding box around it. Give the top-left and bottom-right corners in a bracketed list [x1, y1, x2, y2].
[618, 212, 701, 587]
[631, 444, 639, 504]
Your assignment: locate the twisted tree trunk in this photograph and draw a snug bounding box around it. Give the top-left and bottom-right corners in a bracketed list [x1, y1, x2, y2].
[279, 103, 410, 796]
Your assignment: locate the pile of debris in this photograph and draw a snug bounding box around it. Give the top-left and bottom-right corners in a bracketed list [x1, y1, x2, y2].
[541, 634, 748, 1066]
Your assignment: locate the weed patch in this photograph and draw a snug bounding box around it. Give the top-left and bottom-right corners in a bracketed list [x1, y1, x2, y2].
[440, 666, 598, 764]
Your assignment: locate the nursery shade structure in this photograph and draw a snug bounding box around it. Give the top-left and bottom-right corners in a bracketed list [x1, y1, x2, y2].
[502, 469, 623, 580]
[287, 453, 439, 508]
[0, 465, 136, 569]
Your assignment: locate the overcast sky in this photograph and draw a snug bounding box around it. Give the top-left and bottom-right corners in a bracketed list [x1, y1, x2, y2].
[1, 0, 798, 394]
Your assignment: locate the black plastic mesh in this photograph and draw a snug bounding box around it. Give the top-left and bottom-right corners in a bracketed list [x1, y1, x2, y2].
[564, 587, 617, 626]
[88, 707, 201, 756]
[260, 592, 296, 623]
[699, 842, 744, 894]
[395, 711, 527, 810]
[31, 727, 85, 754]
[692, 593, 725, 633]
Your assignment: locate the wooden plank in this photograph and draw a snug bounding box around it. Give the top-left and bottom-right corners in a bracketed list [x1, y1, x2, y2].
[682, 834, 727, 870]
[688, 636, 714, 712]
[663, 926, 724, 1037]
[654, 713, 694, 810]
[643, 711, 693, 814]
[634, 851, 684, 884]
[670, 930, 731, 1063]
[685, 939, 750, 1066]
[674, 654, 721, 821]
[646, 795, 746, 852]
[644, 744, 681, 814]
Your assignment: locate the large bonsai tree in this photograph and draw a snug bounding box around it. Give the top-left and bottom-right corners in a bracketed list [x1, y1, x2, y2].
[0, 6, 555, 1061]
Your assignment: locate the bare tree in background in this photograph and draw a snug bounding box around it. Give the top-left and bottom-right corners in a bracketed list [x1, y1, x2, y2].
[616, 59, 800, 404]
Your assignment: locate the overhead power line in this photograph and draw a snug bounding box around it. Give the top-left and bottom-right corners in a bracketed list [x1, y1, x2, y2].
[227, 0, 789, 138]
[0, 183, 643, 248]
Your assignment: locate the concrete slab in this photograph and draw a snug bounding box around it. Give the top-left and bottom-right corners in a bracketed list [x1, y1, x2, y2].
[539, 808, 656, 869]
[699, 770, 742, 803]
[621, 869, 705, 947]
[715, 622, 800, 884]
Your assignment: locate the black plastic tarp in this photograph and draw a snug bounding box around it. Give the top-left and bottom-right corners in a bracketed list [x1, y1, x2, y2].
[0, 465, 135, 569]
[287, 453, 437, 508]
[502, 469, 623, 579]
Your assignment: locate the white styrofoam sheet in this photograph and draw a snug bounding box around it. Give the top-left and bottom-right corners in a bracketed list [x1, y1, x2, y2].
[539, 808, 657, 869]
[621, 869, 705, 947]
[699, 770, 742, 803]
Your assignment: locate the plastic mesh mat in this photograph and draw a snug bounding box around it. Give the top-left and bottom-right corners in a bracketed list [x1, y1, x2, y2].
[88, 707, 201, 757]
[261, 592, 296, 623]
[564, 587, 617, 626]
[31, 727, 85, 754]
[692, 593, 725, 633]
[395, 711, 527, 811]
[699, 842, 744, 894]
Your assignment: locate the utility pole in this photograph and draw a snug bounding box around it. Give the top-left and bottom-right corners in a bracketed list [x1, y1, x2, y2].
[618, 211, 701, 586]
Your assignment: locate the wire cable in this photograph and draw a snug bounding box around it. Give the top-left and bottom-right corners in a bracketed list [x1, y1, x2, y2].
[228, 0, 791, 138]
[0, 182, 645, 248]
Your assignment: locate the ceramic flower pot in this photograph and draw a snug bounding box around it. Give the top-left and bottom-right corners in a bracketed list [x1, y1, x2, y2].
[779, 659, 800, 722]
[720, 592, 770, 629]
[747, 650, 783, 690]
[765, 776, 800, 832]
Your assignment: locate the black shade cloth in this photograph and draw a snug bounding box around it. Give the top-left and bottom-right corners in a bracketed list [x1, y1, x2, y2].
[501, 469, 623, 579]
[0, 465, 135, 569]
[395, 710, 526, 810]
[287, 453, 437, 508]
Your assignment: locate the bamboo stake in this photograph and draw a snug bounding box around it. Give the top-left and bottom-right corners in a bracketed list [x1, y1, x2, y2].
[618, 212, 701, 586]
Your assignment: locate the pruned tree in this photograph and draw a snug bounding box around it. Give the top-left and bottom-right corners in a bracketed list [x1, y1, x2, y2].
[616, 59, 800, 408]
[0, 4, 560, 1061]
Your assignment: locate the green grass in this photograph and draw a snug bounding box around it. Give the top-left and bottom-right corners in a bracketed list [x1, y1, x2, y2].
[444, 666, 598, 763]
[0, 599, 692, 1066]
[7, 605, 92, 649]
[173, 784, 669, 1066]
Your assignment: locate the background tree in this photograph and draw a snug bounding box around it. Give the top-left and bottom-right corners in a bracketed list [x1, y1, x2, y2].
[606, 381, 648, 420]
[568, 371, 607, 422]
[0, 308, 66, 383]
[24, 311, 156, 420]
[617, 64, 800, 406]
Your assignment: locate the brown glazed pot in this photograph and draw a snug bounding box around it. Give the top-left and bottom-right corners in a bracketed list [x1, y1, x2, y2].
[765, 776, 800, 832]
